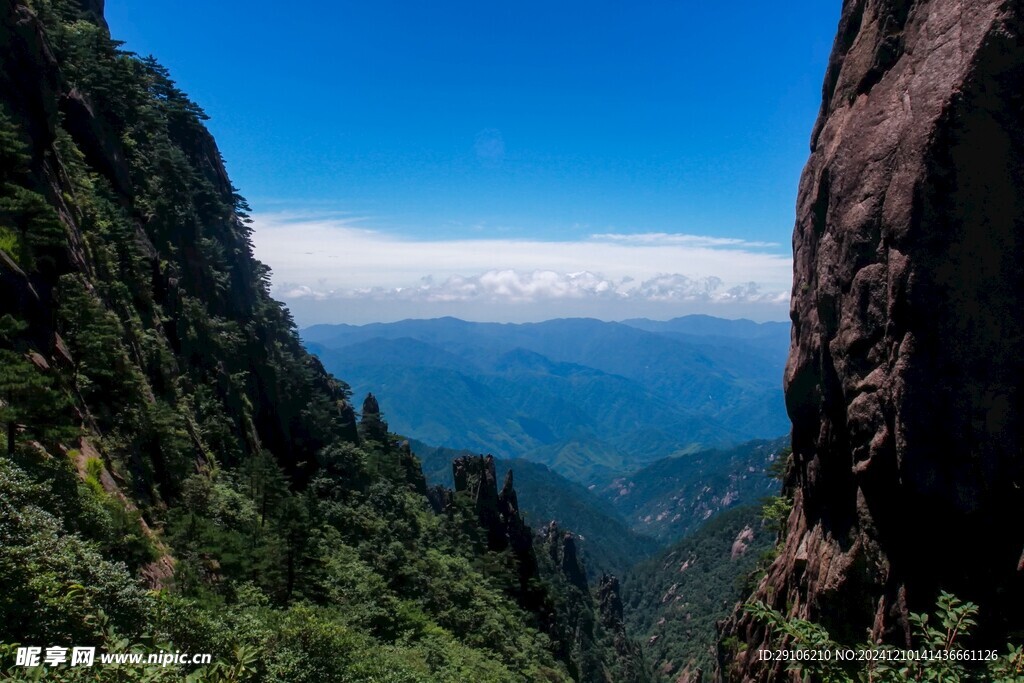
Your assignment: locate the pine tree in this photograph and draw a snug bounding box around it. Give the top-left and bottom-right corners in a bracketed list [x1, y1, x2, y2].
[0, 110, 30, 184]
[0, 316, 76, 454]
[0, 111, 65, 271]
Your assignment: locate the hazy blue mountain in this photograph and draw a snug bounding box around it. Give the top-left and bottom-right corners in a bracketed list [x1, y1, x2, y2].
[410, 440, 661, 579]
[621, 315, 791, 367]
[303, 316, 790, 483]
[597, 437, 789, 542]
[620, 314, 790, 340]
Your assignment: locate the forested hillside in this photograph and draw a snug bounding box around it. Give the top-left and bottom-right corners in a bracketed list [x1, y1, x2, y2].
[598, 438, 788, 542]
[0, 1, 646, 680]
[303, 317, 790, 483]
[621, 506, 772, 682]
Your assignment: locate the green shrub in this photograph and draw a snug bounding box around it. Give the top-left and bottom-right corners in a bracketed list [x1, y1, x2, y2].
[745, 592, 1024, 682]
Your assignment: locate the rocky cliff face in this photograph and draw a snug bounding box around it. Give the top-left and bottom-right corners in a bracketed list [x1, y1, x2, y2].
[445, 460, 650, 682]
[542, 521, 589, 593]
[453, 455, 538, 565]
[533, 519, 650, 683]
[721, 0, 1024, 678]
[0, 0, 361, 498]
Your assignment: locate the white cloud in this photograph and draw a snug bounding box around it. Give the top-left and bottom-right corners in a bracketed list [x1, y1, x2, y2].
[590, 232, 780, 249]
[274, 270, 788, 306]
[249, 212, 793, 323]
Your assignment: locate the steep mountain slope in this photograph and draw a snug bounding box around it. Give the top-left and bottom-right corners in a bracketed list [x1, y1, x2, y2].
[721, 1, 1024, 680]
[413, 440, 661, 580]
[0, 2, 645, 680]
[599, 438, 789, 542]
[622, 506, 773, 683]
[434, 454, 651, 683]
[304, 317, 789, 482]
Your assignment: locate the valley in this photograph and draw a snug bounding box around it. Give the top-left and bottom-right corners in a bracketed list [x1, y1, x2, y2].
[3, 0, 1020, 681]
[303, 316, 790, 484]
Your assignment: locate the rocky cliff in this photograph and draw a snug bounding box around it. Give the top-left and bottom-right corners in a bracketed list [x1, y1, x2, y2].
[536, 519, 651, 683]
[721, 0, 1024, 678]
[442, 457, 649, 682]
[453, 455, 539, 565]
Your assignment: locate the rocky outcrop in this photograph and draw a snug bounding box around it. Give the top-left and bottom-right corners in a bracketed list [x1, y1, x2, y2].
[597, 572, 649, 681]
[721, 1, 1024, 679]
[362, 392, 380, 416]
[446, 460, 649, 682]
[59, 89, 131, 196]
[450, 455, 560, 649]
[729, 526, 754, 560]
[397, 440, 428, 496]
[675, 665, 703, 683]
[358, 392, 388, 442]
[597, 573, 626, 632]
[73, 0, 107, 29]
[560, 528, 589, 593]
[453, 455, 537, 567]
[540, 521, 590, 593]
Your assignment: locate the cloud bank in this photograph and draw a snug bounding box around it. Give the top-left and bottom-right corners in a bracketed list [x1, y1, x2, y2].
[250, 213, 793, 324]
[277, 271, 788, 306]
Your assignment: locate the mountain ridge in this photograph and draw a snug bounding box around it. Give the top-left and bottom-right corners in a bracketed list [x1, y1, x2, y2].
[598, 437, 789, 542]
[303, 316, 790, 483]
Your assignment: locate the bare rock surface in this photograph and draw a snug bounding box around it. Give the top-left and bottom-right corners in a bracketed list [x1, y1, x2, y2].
[720, 1, 1024, 679]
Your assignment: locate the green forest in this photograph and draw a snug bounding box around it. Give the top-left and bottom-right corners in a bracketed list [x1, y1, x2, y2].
[0, 1, 651, 680]
[621, 506, 773, 682]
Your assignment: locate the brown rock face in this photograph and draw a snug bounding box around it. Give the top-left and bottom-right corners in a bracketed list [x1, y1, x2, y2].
[73, 0, 107, 29]
[540, 521, 590, 593]
[453, 456, 537, 565]
[721, 0, 1024, 678]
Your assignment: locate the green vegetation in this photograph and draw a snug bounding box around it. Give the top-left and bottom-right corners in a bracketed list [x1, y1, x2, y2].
[2, 432, 580, 681]
[621, 506, 773, 681]
[599, 437, 789, 542]
[0, 1, 634, 679]
[744, 593, 1024, 682]
[0, 104, 64, 273]
[0, 225, 19, 260]
[535, 528, 650, 683]
[0, 316, 77, 457]
[758, 446, 792, 520]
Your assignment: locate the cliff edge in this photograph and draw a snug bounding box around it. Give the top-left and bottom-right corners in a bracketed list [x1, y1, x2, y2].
[722, 0, 1024, 678]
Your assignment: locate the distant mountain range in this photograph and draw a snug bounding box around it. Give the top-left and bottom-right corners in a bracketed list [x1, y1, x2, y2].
[303, 315, 790, 483]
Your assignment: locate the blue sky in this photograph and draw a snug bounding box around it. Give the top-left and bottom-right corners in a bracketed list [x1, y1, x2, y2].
[106, 1, 840, 324]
